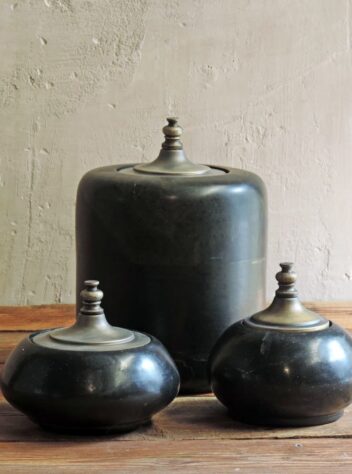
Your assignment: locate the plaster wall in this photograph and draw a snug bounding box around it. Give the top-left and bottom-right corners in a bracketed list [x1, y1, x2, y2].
[1, 0, 352, 304]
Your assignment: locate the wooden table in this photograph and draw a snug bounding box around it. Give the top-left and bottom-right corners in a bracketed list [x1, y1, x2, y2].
[1, 303, 352, 473]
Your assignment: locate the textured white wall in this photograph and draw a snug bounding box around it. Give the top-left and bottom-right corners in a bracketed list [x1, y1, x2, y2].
[1, 0, 352, 304]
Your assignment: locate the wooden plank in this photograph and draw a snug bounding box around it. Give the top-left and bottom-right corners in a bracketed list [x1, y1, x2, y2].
[0, 438, 351, 473]
[1, 394, 352, 442]
[0, 305, 75, 331]
[0, 303, 350, 364]
[0, 332, 29, 363]
[0, 302, 352, 331]
[305, 302, 352, 329]
[154, 396, 352, 440]
[0, 302, 352, 474]
[1, 312, 352, 364]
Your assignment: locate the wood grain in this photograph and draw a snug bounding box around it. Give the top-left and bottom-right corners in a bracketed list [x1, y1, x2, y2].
[0, 332, 31, 363]
[0, 302, 351, 330]
[0, 305, 75, 330]
[1, 394, 352, 442]
[0, 303, 351, 362]
[0, 439, 352, 473]
[1, 303, 352, 472]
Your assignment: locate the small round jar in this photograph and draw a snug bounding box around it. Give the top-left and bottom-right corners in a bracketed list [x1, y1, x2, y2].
[209, 263, 352, 427]
[1, 281, 180, 433]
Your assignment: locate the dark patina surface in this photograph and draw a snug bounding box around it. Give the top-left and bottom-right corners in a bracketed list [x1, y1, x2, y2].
[209, 321, 352, 426]
[76, 119, 267, 393]
[2, 333, 179, 433]
[209, 264, 352, 426]
[2, 281, 180, 433]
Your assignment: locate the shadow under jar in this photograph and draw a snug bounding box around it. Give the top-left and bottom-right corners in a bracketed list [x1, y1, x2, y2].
[209, 263, 352, 426]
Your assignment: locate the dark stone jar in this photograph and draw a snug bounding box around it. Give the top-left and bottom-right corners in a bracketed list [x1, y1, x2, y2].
[2, 281, 179, 433]
[76, 118, 267, 393]
[209, 263, 352, 426]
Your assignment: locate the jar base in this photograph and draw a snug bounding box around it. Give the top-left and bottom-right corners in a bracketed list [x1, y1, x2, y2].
[34, 418, 151, 434]
[229, 410, 343, 427]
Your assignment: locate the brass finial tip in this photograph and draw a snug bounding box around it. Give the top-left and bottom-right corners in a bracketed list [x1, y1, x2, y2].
[84, 280, 99, 288]
[280, 262, 294, 272]
[166, 117, 179, 126]
[162, 117, 183, 149]
[275, 262, 297, 296]
[80, 280, 104, 310]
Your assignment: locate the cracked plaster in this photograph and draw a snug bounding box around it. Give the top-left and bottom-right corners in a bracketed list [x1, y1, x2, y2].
[1, 0, 352, 304]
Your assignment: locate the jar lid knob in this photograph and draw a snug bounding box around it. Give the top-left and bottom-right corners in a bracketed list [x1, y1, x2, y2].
[275, 262, 298, 298]
[133, 117, 211, 176]
[48, 280, 135, 345]
[80, 280, 104, 315]
[245, 262, 329, 332]
[162, 117, 183, 151]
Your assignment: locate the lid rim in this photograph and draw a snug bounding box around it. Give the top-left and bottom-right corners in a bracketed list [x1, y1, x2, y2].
[244, 318, 330, 333]
[31, 330, 151, 352]
[132, 118, 216, 177]
[32, 281, 146, 351]
[245, 263, 329, 334]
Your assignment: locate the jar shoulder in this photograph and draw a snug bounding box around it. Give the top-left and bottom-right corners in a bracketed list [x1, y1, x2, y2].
[77, 164, 267, 197]
[210, 322, 352, 374]
[2, 333, 180, 396]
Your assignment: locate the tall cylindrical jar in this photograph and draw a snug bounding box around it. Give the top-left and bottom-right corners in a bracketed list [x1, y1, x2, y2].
[76, 118, 267, 393]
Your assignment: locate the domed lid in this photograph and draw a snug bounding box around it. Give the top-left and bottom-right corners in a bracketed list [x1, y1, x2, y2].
[132, 117, 224, 177]
[32, 281, 150, 351]
[245, 263, 329, 332]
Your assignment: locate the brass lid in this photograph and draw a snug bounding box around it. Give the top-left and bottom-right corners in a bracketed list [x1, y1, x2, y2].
[244, 263, 329, 332]
[133, 118, 223, 176]
[33, 280, 150, 351]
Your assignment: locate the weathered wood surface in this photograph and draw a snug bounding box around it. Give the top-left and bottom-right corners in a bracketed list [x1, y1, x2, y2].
[0, 303, 352, 472]
[0, 439, 352, 474]
[1, 302, 351, 330]
[1, 392, 352, 442]
[0, 305, 74, 330]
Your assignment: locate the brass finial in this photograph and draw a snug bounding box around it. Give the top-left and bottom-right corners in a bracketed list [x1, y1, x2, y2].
[275, 263, 298, 298]
[245, 262, 329, 332]
[80, 280, 104, 315]
[133, 117, 215, 176]
[162, 117, 183, 150]
[48, 280, 136, 346]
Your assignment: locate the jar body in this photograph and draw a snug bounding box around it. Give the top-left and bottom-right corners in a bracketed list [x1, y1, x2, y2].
[76, 164, 267, 393]
[209, 321, 352, 426]
[1, 332, 179, 433]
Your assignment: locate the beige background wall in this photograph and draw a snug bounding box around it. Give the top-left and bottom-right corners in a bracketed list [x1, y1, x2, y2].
[1, 0, 352, 304]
